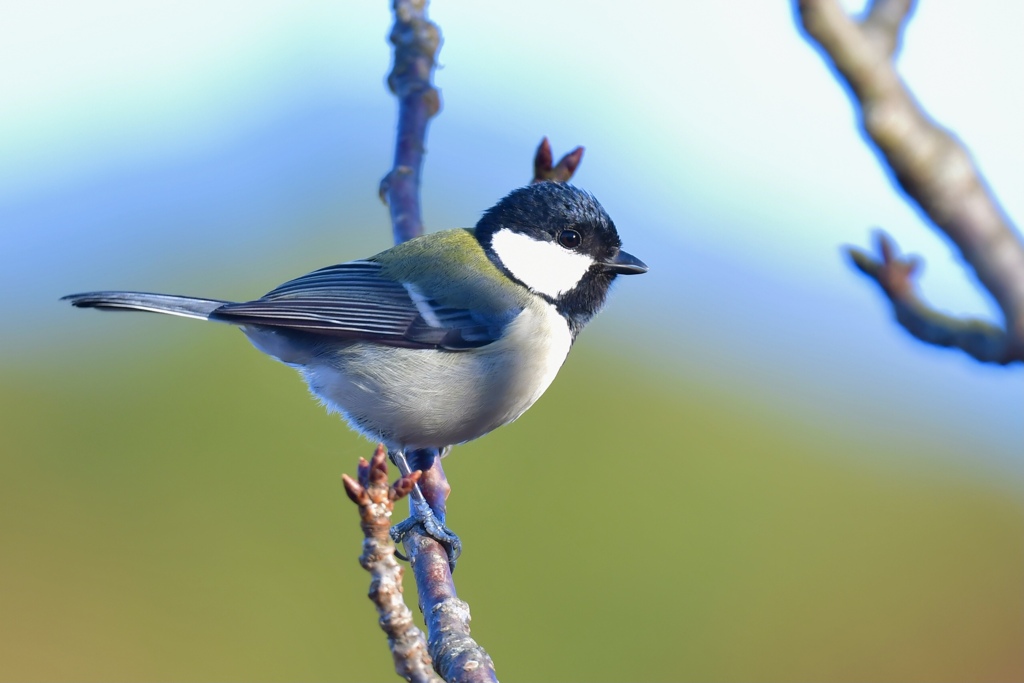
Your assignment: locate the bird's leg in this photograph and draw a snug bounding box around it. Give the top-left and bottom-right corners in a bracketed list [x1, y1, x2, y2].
[388, 448, 462, 570]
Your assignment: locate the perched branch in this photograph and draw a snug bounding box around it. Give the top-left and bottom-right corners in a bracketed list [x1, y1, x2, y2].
[373, 2, 499, 681]
[378, 0, 455, 614]
[405, 520, 497, 683]
[532, 137, 584, 183]
[379, 0, 442, 244]
[386, 141, 591, 683]
[796, 0, 1024, 364]
[342, 446, 441, 683]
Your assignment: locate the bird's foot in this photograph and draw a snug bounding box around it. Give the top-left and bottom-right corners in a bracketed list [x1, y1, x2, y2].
[390, 495, 462, 571]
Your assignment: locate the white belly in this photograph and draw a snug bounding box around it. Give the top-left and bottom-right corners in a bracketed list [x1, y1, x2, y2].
[300, 302, 572, 450]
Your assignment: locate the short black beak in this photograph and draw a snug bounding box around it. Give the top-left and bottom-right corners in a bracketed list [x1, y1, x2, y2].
[602, 249, 648, 275]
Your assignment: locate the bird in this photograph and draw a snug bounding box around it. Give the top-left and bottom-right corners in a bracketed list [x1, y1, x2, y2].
[64, 181, 648, 566]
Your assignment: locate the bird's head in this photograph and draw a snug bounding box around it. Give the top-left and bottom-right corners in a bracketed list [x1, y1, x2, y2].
[475, 182, 647, 331]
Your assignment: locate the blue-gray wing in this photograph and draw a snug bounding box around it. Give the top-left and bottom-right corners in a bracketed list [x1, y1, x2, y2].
[210, 260, 512, 350]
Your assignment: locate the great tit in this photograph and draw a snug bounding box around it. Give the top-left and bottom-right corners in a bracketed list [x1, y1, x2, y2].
[64, 181, 647, 564]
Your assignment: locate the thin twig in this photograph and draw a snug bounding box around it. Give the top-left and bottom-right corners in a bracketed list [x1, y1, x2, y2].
[796, 0, 1024, 364]
[532, 137, 584, 184]
[398, 453, 497, 682]
[342, 446, 441, 683]
[379, 0, 442, 244]
[375, 2, 499, 681]
[379, 0, 454, 592]
[846, 233, 1011, 361]
[379, 0, 455, 623]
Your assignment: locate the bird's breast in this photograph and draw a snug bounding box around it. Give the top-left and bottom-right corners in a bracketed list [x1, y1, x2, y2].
[300, 300, 572, 450]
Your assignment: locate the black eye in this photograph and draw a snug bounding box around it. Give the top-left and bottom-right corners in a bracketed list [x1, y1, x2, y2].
[558, 229, 582, 249]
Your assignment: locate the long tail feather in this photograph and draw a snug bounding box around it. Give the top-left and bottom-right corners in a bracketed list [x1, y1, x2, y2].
[62, 291, 229, 321]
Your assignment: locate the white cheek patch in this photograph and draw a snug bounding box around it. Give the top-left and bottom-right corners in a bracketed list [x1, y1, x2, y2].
[490, 228, 594, 298]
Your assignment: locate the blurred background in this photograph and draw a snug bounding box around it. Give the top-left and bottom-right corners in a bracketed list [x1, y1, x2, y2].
[2, 1, 1022, 680]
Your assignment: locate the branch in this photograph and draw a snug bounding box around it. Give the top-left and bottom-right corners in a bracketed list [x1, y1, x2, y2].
[796, 0, 1024, 364]
[392, 138, 593, 683]
[373, 2, 499, 681]
[379, 0, 442, 243]
[404, 508, 497, 683]
[342, 446, 441, 683]
[846, 233, 1011, 362]
[861, 0, 913, 56]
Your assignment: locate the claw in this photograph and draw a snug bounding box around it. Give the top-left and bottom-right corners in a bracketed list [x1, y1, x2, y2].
[387, 448, 461, 571]
[390, 495, 462, 571]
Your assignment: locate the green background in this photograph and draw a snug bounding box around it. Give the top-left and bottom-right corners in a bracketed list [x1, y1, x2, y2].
[3, 320, 1021, 680]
